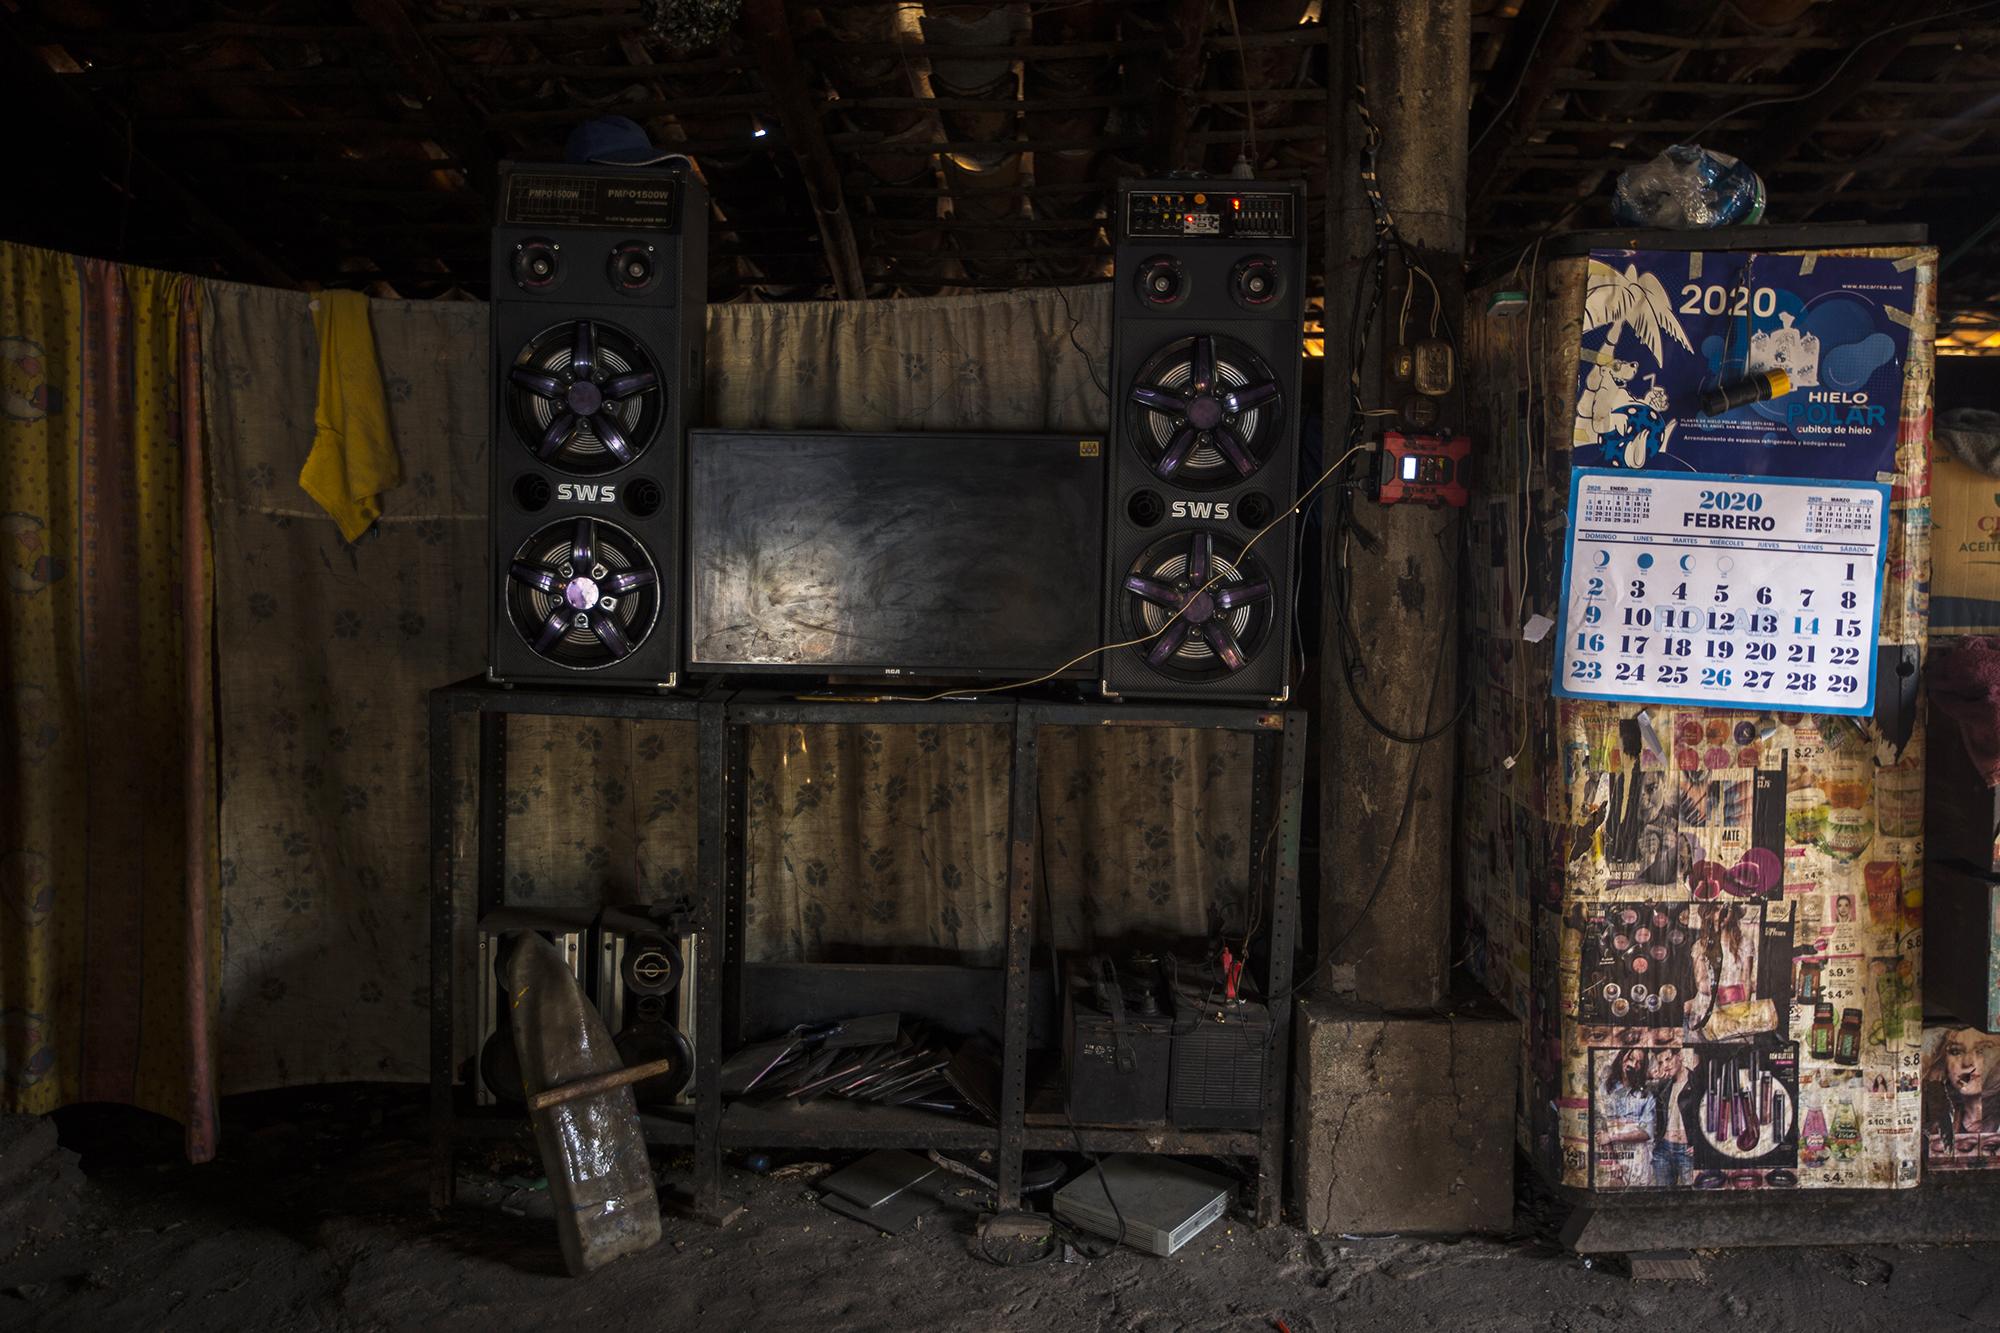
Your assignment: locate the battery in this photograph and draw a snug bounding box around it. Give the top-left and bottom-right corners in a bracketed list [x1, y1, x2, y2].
[1064, 958, 1172, 1126]
[1168, 981, 1272, 1130]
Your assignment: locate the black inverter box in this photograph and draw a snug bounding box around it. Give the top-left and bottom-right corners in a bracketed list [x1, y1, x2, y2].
[1064, 957, 1172, 1126]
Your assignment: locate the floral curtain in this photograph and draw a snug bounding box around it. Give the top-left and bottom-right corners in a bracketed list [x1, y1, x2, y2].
[0, 242, 218, 1158]
[203, 280, 487, 1090]
[738, 721, 1257, 967]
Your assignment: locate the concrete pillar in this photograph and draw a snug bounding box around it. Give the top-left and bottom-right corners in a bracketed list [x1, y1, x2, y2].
[1291, 998, 1517, 1235]
[1318, 0, 1469, 1010]
[1294, 0, 1520, 1239]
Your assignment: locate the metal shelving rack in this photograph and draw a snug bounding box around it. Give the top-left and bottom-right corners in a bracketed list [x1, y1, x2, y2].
[428, 677, 1306, 1227]
[1013, 698, 1306, 1227]
[424, 678, 717, 1212]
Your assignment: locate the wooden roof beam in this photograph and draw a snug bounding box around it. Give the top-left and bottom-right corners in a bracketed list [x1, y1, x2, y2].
[73, 64, 404, 88]
[2, 18, 295, 287]
[1465, 0, 1613, 208]
[1584, 25, 2000, 50]
[1503, 150, 2000, 174]
[487, 95, 772, 128]
[456, 57, 745, 83]
[20, 20, 374, 46]
[1715, 1, 1969, 169]
[1532, 115, 1991, 133]
[741, 0, 865, 299]
[349, 0, 500, 201]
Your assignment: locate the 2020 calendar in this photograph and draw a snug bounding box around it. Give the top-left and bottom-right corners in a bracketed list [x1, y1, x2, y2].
[1556, 469, 1889, 715]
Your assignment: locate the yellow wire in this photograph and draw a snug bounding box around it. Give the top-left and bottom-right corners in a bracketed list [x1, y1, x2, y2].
[869, 441, 1379, 703]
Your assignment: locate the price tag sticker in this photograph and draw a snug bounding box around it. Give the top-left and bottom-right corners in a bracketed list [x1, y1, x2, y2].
[1556, 469, 1889, 715]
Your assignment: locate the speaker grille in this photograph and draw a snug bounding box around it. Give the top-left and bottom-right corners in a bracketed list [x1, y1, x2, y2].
[1122, 529, 1273, 680]
[505, 319, 663, 475]
[505, 516, 663, 669]
[1125, 334, 1283, 488]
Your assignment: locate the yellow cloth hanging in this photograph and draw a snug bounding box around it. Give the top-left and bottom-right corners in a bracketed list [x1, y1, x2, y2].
[298, 290, 401, 542]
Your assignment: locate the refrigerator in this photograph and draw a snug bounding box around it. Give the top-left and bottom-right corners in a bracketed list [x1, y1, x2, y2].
[1460, 225, 1934, 1191]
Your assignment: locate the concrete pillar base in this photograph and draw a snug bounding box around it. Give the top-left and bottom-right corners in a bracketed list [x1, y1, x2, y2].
[1291, 998, 1518, 1235]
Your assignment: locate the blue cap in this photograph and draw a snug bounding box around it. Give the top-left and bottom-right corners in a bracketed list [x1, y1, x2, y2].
[565, 115, 677, 167]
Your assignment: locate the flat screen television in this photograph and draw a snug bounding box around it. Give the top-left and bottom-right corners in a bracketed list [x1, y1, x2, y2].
[686, 429, 1106, 678]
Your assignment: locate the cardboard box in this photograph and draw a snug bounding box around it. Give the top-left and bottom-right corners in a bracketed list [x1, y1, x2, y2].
[1929, 448, 2000, 634]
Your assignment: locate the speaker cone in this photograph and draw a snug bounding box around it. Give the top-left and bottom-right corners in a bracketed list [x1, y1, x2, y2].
[506, 516, 662, 669]
[506, 319, 663, 474]
[1122, 529, 1273, 680]
[1125, 334, 1283, 487]
[612, 1022, 693, 1104]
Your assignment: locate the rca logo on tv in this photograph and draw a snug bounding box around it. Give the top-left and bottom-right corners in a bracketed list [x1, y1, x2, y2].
[556, 482, 617, 503]
[1170, 499, 1230, 520]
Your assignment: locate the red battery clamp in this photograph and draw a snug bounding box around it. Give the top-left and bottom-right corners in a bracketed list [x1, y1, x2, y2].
[1375, 431, 1471, 508]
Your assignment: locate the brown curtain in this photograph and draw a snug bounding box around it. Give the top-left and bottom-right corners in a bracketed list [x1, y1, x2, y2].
[0, 243, 218, 1157]
[202, 281, 1259, 1088]
[741, 723, 1016, 964]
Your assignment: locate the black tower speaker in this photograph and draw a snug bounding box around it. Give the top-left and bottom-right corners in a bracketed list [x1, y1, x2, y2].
[487, 161, 708, 687]
[1101, 178, 1305, 702]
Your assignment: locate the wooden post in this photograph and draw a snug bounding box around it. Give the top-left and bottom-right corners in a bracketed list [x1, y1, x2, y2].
[1319, 0, 1470, 1012]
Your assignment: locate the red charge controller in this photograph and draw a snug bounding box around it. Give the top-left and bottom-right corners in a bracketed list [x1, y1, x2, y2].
[1376, 431, 1471, 508]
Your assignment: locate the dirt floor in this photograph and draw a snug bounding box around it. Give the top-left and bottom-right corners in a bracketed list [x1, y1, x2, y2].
[2, 1087, 1999, 1333]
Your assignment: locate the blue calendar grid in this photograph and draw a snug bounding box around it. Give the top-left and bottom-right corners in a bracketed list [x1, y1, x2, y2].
[1554, 469, 1890, 716]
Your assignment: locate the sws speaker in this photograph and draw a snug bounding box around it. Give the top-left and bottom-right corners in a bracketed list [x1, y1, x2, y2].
[1101, 178, 1305, 702]
[596, 907, 698, 1106]
[487, 160, 708, 687]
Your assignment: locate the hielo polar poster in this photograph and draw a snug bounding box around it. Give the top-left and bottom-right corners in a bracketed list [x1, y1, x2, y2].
[1571, 249, 1916, 482]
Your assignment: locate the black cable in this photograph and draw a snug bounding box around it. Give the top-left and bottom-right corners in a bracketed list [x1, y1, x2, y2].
[975, 1208, 1111, 1266]
[1943, 208, 2000, 272]
[1288, 485, 1321, 688]
[1322, 505, 1464, 969]
[1325, 65, 1474, 747]
[1328, 488, 1471, 745]
[1223, 0, 1260, 168]
[1337, 631, 1470, 741]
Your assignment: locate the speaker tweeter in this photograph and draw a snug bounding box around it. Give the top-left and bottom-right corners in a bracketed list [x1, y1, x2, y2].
[512, 238, 561, 290]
